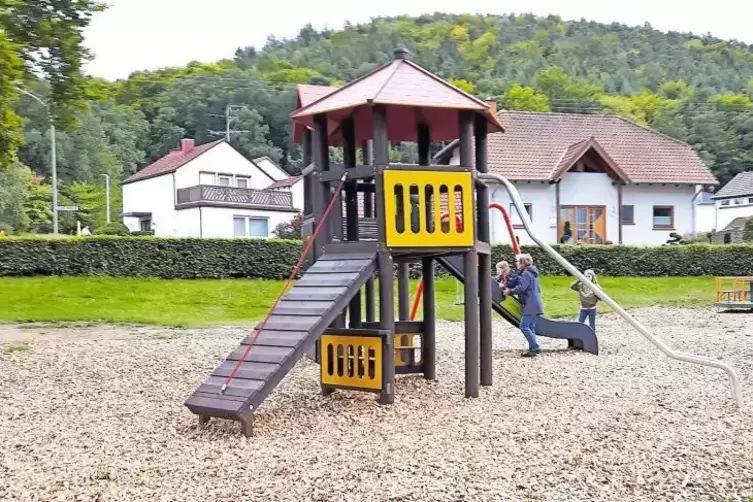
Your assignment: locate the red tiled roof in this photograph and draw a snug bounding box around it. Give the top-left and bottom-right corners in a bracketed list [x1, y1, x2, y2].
[436, 111, 717, 185]
[266, 176, 302, 189]
[290, 58, 504, 144]
[124, 139, 225, 184]
[549, 137, 630, 182]
[296, 84, 338, 108]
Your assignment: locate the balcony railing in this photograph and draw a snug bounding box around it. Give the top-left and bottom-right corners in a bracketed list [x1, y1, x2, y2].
[176, 185, 294, 209]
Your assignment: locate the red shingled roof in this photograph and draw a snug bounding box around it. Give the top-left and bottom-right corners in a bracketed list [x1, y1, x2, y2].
[436, 111, 717, 185]
[291, 58, 503, 145]
[549, 137, 630, 182]
[293, 85, 339, 144]
[266, 176, 302, 189]
[124, 139, 225, 184]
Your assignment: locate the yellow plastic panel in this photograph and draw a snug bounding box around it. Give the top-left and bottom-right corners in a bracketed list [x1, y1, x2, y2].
[383, 170, 475, 248]
[321, 335, 382, 390]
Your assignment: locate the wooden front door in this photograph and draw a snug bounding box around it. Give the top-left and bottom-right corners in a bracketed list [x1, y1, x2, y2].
[560, 206, 607, 244]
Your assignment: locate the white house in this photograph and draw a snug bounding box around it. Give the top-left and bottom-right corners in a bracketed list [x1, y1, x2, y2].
[711, 171, 753, 231]
[122, 139, 301, 238]
[435, 110, 719, 246]
[694, 191, 717, 234]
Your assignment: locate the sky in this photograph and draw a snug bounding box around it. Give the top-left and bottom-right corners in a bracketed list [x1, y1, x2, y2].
[84, 0, 753, 81]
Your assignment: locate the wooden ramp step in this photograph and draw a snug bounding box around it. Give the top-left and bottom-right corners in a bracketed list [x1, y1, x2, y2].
[184, 252, 377, 434]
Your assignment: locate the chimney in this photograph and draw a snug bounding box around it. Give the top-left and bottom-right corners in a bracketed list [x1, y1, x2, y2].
[485, 99, 498, 115]
[181, 139, 195, 154]
[393, 47, 410, 60]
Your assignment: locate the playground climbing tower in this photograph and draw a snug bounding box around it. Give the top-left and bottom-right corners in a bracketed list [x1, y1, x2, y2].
[184, 48, 504, 435]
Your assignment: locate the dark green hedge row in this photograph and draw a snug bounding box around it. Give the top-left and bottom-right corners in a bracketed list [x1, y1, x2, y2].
[0, 237, 303, 279]
[1, 237, 753, 278]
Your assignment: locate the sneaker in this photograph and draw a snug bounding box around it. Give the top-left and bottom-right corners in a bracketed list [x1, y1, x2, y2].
[521, 350, 541, 358]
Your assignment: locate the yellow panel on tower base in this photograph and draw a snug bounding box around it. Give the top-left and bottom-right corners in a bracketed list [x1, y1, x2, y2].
[320, 334, 383, 390]
[383, 170, 475, 248]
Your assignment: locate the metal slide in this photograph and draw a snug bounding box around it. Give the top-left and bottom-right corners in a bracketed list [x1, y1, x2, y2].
[478, 172, 744, 408]
[436, 254, 599, 354]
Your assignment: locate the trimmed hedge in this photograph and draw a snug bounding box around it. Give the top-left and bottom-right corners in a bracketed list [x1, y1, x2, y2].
[1, 237, 753, 278]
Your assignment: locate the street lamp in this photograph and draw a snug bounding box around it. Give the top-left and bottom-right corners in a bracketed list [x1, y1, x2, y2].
[100, 174, 111, 223]
[15, 87, 58, 235]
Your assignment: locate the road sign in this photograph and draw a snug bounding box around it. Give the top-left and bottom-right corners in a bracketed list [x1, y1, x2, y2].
[56, 205, 79, 211]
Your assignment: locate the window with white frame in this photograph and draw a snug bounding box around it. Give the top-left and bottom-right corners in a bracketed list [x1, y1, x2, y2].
[218, 175, 232, 187]
[509, 203, 533, 228]
[233, 216, 269, 237]
[199, 171, 252, 187]
[236, 177, 249, 189]
[721, 200, 730, 206]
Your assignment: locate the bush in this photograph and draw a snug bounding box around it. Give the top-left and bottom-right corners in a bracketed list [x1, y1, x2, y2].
[94, 222, 131, 236]
[0, 237, 303, 279]
[1, 238, 753, 279]
[273, 213, 303, 240]
[130, 230, 155, 237]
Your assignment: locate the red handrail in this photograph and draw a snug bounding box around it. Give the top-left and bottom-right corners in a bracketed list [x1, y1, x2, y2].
[408, 203, 518, 320]
[488, 202, 520, 254]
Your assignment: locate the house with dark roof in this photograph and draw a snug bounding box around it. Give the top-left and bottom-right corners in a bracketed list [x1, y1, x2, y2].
[435, 111, 718, 246]
[711, 171, 753, 232]
[121, 139, 300, 238]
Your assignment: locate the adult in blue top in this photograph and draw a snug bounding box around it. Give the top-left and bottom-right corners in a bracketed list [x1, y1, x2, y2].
[503, 253, 544, 357]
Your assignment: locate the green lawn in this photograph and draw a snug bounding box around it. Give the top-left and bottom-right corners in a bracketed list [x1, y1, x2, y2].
[0, 275, 715, 327]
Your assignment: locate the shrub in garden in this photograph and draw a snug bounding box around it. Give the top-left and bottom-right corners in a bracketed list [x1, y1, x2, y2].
[93, 222, 131, 236]
[1, 237, 753, 278]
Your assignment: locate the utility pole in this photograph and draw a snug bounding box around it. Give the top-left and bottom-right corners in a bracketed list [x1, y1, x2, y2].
[16, 87, 58, 235]
[208, 104, 251, 141]
[100, 174, 111, 223]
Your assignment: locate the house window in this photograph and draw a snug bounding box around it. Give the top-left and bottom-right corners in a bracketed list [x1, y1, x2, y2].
[236, 177, 249, 189]
[721, 200, 730, 206]
[560, 206, 607, 244]
[139, 218, 151, 231]
[749, 197, 753, 204]
[509, 203, 533, 228]
[218, 175, 232, 187]
[734, 198, 744, 205]
[652, 206, 674, 229]
[233, 216, 269, 238]
[621, 205, 634, 225]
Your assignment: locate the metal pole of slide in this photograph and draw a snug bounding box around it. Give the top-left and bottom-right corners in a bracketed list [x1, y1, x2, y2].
[478, 172, 744, 409]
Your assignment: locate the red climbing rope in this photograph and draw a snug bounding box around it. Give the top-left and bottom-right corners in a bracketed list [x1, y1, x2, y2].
[221, 173, 349, 393]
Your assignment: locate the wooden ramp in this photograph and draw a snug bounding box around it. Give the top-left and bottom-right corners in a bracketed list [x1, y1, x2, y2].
[184, 251, 377, 435]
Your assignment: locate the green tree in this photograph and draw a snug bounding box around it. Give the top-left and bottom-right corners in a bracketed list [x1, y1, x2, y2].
[502, 84, 551, 112]
[0, 0, 106, 169]
[0, 164, 28, 231]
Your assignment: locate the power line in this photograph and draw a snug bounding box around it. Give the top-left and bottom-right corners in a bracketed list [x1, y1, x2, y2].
[208, 104, 252, 141]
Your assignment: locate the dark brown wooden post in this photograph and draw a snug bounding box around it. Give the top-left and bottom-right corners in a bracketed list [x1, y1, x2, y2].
[475, 113, 493, 387]
[373, 104, 395, 404]
[555, 180, 561, 244]
[421, 256, 436, 380]
[459, 110, 479, 398]
[312, 113, 331, 259]
[343, 117, 362, 328]
[313, 113, 336, 393]
[362, 139, 376, 323]
[617, 182, 623, 244]
[418, 123, 430, 166]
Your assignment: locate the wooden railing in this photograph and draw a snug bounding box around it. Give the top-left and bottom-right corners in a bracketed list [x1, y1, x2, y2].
[176, 185, 293, 208]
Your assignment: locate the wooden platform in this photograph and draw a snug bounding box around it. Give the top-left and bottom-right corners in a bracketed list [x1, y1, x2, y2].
[184, 251, 377, 435]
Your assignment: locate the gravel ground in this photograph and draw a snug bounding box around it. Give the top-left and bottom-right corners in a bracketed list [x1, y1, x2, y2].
[1, 308, 753, 502]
